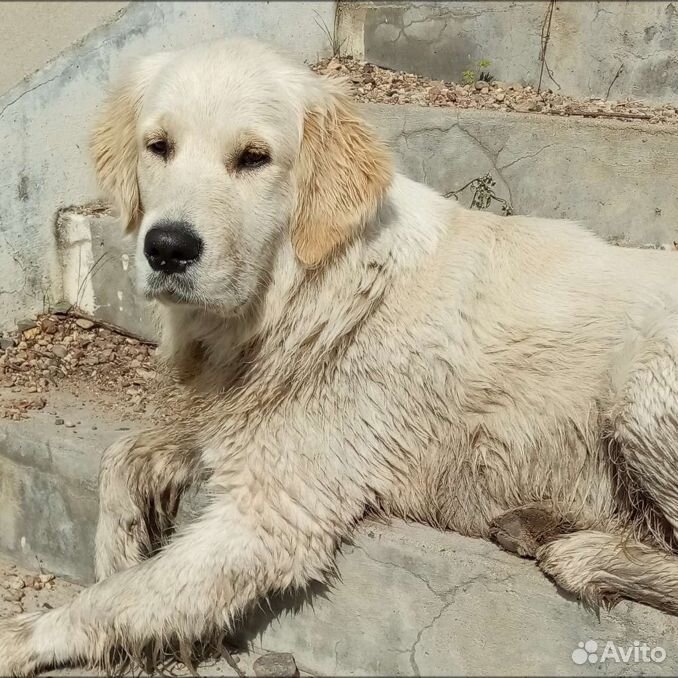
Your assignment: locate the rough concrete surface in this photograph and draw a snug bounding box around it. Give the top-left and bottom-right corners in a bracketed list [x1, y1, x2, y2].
[340, 1, 678, 103]
[2, 392, 678, 675]
[0, 0, 336, 333]
[0, 1, 129, 96]
[366, 104, 678, 245]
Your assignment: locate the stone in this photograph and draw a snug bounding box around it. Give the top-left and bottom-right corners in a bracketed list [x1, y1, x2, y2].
[512, 99, 538, 113]
[75, 318, 95, 330]
[54, 418, 64, 425]
[253, 653, 299, 678]
[16, 319, 36, 333]
[0, 337, 15, 350]
[41, 317, 58, 334]
[51, 301, 72, 315]
[51, 345, 67, 359]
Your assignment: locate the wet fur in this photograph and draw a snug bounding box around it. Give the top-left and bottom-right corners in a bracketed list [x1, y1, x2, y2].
[3, 38, 678, 674]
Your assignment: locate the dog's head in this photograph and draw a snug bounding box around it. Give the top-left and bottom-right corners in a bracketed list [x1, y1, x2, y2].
[91, 39, 392, 317]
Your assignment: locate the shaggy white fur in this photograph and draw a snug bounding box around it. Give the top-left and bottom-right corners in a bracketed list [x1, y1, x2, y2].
[2, 38, 678, 674]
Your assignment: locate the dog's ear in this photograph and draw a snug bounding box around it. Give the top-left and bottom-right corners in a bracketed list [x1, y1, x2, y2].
[291, 81, 393, 267]
[91, 54, 169, 233]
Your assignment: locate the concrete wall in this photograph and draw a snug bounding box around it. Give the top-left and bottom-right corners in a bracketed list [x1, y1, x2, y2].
[0, 2, 129, 95]
[339, 1, 678, 103]
[0, 1, 335, 333]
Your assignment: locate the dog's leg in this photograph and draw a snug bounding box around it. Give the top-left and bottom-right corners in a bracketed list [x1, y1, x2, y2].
[489, 502, 576, 558]
[0, 490, 345, 675]
[611, 314, 678, 544]
[95, 428, 201, 580]
[536, 530, 678, 614]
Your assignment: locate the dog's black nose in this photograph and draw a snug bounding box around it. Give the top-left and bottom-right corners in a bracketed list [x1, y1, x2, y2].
[144, 222, 203, 274]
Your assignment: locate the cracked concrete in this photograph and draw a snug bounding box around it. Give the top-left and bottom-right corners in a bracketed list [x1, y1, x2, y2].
[341, 1, 678, 103]
[364, 104, 678, 245]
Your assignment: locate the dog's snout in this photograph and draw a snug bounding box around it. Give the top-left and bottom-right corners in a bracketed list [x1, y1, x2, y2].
[144, 222, 203, 274]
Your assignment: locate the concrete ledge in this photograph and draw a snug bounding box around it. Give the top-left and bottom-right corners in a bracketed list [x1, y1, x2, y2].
[2, 393, 678, 675]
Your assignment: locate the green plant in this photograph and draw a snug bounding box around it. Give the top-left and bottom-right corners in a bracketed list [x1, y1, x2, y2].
[461, 59, 494, 85]
[445, 173, 513, 216]
[462, 69, 476, 85]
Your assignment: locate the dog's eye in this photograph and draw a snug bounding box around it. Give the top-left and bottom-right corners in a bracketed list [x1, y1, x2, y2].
[147, 139, 169, 158]
[237, 148, 270, 169]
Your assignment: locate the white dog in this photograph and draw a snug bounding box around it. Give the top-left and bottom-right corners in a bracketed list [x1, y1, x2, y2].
[2, 37, 678, 674]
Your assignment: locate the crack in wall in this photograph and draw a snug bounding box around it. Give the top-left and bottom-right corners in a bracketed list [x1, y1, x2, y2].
[0, 73, 60, 121]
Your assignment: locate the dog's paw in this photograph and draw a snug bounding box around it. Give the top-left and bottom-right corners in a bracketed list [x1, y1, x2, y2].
[489, 504, 573, 559]
[0, 613, 41, 676]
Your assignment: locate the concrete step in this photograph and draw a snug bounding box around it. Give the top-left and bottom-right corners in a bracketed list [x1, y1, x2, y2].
[338, 1, 678, 104]
[2, 389, 678, 676]
[53, 103, 678, 340]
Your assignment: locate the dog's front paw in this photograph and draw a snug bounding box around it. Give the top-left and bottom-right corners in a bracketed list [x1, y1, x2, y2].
[0, 613, 41, 676]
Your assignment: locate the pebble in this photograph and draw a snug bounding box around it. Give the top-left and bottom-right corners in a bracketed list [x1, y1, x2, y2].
[54, 418, 64, 425]
[252, 653, 299, 678]
[75, 318, 95, 330]
[41, 317, 58, 335]
[51, 302, 71, 315]
[0, 337, 15, 350]
[51, 345, 68, 359]
[16, 319, 36, 333]
[64, 421, 76, 428]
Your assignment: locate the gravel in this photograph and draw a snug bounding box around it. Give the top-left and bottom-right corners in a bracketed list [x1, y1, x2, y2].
[0, 312, 161, 421]
[312, 56, 678, 125]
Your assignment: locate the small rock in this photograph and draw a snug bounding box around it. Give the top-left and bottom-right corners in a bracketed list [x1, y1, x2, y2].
[474, 80, 485, 90]
[75, 318, 95, 330]
[22, 575, 37, 588]
[55, 418, 64, 426]
[16, 319, 36, 333]
[7, 578, 25, 590]
[495, 92, 506, 102]
[64, 421, 76, 428]
[41, 317, 58, 334]
[513, 98, 538, 113]
[252, 653, 299, 678]
[22, 327, 40, 340]
[51, 345, 68, 359]
[51, 301, 71, 315]
[0, 337, 15, 350]
[38, 573, 55, 584]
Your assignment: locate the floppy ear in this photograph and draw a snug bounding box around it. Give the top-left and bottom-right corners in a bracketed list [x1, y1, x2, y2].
[90, 54, 168, 233]
[291, 81, 393, 267]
